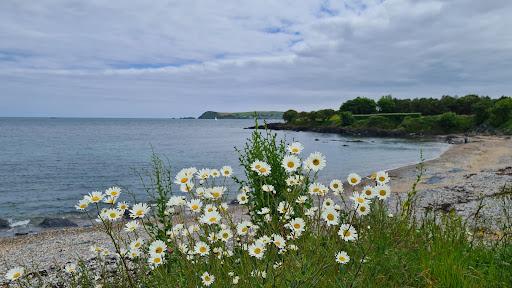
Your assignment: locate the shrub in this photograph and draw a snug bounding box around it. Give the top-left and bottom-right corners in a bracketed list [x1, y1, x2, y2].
[340, 111, 355, 126]
[340, 97, 377, 114]
[282, 110, 298, 123]
[366, 115, 397, 129]
[489, 98, 512, 127]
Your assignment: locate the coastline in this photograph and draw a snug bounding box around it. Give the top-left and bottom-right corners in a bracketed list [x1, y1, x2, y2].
[1, 135, 510, 281]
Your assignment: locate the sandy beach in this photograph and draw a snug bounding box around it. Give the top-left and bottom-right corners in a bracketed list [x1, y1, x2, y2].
[1, 135, 511, 284]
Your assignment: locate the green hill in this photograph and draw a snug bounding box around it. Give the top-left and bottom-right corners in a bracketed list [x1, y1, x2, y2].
[198, 111, 283, 119]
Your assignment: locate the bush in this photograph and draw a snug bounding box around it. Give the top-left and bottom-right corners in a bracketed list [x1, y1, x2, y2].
[282, 110, 298, 123]
[489, 98, 512, 127]
[340, 97, 377, 114]
[340, 111, 355, 126]
[366, 115, 398, 129]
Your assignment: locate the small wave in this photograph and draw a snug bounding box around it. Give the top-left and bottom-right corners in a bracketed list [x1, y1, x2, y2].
[9, 219, 30, 228]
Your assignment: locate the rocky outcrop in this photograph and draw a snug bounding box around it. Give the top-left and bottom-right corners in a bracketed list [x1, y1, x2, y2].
[0, 219, 9, 229]
[38, 218, 78, 228]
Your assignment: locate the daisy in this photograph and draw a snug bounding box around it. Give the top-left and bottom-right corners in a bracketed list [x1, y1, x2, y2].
[347, 173, 361, 186]
[167, 196, 186, 207]
[104, 208, 122, 221]
[375, 184, 391, 200]
[304, 152, 326, 171]
[105, 186, 121, 198]
[262, 184, 275, 194]
[272, 234, 286, 249]
[117, 201, 129, 211]
[128, 249, 141, 259]
[295, 196, 308, 204]
[287, 142, 304, 154]
[130, 203, 150, 219]
[149, 240, 167, 255]
[251, 160, 271, 176]
[210, 169, 221, 177]
[240, 185, 251, 193]
[236, 221, 252, 236]
[148, 254, 164, 268]
[204, 204, 217, 213]
[180, 183, 194, 193]
[338, 224, 358, 241]
[322, 198, 335, 209]
[237, 193, 249, 204]
[308, 182, 328, 196]
[174, 168, 194, 185]
[187, 199, 203, 213]
[278, 201, 294, 216]
[321, 207, 339, 226]
[200, 211, 222, 225]
[218, 229, 233, 242]
[194, 241, 210, 256]
[208, 186, 226, 200]
[201, 272, 215, 286]
[350, 192, 370, 208]
[124, 220, 139, 232]
[220, 166, 233, 177]
[64, 263, 77, 274]
[329, 179, 344, 194]
[75, 199, 90, 211]
[103, 196, 116, 204]
[356, 203, 371, 216]
[248, 241, 266, 259]
[86, 191, 104, 203]
[130, 238, 144, 250]
[362, 185, 375, 199]
[335, 251, 350, 264]
[5, 267, 24, 281]
[282, 155, 300, 173]
[196, 168, 211, 180]
[287, 218, 306, 234]
[376, 171, 390, 184]
[257, 207, 270, 215]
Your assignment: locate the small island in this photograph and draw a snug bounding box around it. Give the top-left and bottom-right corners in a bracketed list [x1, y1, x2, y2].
[198, 110, 284, 119]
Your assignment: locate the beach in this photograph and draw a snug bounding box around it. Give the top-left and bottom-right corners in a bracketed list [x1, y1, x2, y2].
[1, 135, 511, 284]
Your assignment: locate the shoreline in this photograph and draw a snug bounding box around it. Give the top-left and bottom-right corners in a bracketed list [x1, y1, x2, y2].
[1, 135, 510, 281]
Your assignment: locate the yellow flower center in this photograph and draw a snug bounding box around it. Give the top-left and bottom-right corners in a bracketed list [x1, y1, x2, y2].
[343, 230, 351, 237]
[287, 161, 295, 168]
[223, 233, 229, 238]
[365, 190, 372, 195]
[333, 183, 338, 188]
[155, 247, 163, 253]
[200, 246, 207, 253]
[351, 178, 357, 183]
[259, 167, 267, 173]
[136, 210, 143, 216]
[255, 164, 261, 169]
[209, 217, 217, 223]
[380, 190, 386, 196]
[13, 272, 20, 279]
[191, 204, 198, 210]
[92, 196, 100, 201]
[275, 241, 281, 246]
[242, 227, 248, 233]
[254, 248, 261, 254]
[212, 192, 220, 198]
[154, 257, 161, 263]
[312, 159, 320, 166]
[180, 177, 188, 183]
[111, 191, 118, 196]
[327, 214, 335, 221]
[293, 223, 301, 229]
[357, 198, 364, 203]
[379, 176, 386, 182]
[339, 256, 346, 262]
[80, 204, 87, 208]
[109, 212, 117, 218]
[205, 276, 211, 281]
[360, 206, 366, 212]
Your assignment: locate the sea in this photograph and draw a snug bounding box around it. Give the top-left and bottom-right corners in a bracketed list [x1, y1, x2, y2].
[0, 118, 450, 236]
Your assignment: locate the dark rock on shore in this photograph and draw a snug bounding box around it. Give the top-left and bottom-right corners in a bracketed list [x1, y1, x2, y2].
[38, 218, 78, 228]
[0, 219, 9, 229]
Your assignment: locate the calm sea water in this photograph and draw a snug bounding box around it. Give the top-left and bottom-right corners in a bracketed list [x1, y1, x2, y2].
[0, 118, 449, 226]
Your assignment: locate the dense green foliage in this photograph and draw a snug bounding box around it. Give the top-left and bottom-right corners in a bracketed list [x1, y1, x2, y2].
[283, 94, 512, 134]
[199, 111, 284, 119]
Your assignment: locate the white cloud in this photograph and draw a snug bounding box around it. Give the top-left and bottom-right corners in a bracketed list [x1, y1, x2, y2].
[0, 0, 511, 117]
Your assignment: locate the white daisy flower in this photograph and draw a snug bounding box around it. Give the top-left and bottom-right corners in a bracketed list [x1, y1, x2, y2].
[237, 193, 249, 204]
[236, 221, 252, 236]
[218, 229, 233, 242]
[282, 155, 300, 173]
[335, 251, 350, 264]
[148, 254, 164, 268]
[278, 201, 294, 216]
[204, 204, 217, 213]
[308, 182, 328, 196]
[200, 211, 222, 225]
[149, 240, 167, 255]
[262, 184, 275, 194]
[240, 185, 251, 193]
[117, 201, 129, 211]
[201, 272, 215, 286]
[350, 192, 370, 208]
[338, 224, 358, 241]
[5, 267, 24, 281]
[322, 198, 335, 209]
[129, 238, 144, 251]
[104, 208, 122, 221]
[304, 152, 326, 172]
[129, 203, 150, 219]
[321, 207, 339, 226]
[376, 171, 390, 184]
[207, 186, 226, 200]
[272, 234, 286, 249]
[220, 166, 233, 177]
[194, 241, 210, 256]
[375, 184, 391, 200]
[329, 179, 344, 194]
[287, 142, 304, 154]
[295, 196, 308, 204]
[362, 185, 375, 199]
[174, 168, 196, 185]
[248, 241, 266, 259]
[251, 160, 271, 176]
[75, 199, 90, 211]
[105, 186, 121, 198]
[347, 173, 361, 186]
[167, 196, 186, 207]
[85, 191, 104, 203]
[64, 263, 77, 274]
[210, 169, 221, 178]
[124, 220, 139, 232]
[257, 207, 270, 215]
[179, 183, 194, 193]
[287, 218, 306, 234]
[196, 168, 211, 180]
[187, 199, 203, 213]
[128, 249, 141, 259]
[356, 203, 371, 216]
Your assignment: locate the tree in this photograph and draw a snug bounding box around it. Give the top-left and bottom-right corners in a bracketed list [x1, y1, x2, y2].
[339, 111, 355, 126]
[489, 98, 512, 127]
[377, 95, 396, 113]
[339, 97, 377, 114]
[471, 97, 493, 125]
[283, 110, 298, 123]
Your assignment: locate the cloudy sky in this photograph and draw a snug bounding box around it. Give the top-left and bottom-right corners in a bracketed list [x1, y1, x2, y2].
[1, 0, 511, 117]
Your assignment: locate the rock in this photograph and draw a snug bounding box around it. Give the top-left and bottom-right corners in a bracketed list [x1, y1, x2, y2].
[38, 218, 78, 228]
[0, 218, 9, 229]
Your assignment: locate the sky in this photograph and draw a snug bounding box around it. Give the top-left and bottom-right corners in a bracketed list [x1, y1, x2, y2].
[0, 0, 511, 118]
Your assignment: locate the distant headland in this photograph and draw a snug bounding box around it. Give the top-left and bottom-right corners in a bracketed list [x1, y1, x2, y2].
[198, 111, 283, 119]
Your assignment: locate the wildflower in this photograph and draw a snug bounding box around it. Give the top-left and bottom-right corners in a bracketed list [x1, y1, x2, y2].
[308, 182, 328, 196]
[257, 207, 270, 215]
[304, 207, 318, 218]
[210, 169, 221, 177]
[304, 152, 326, 171]
[180, 183, 194, 193]
[117, 201, 129, 211]
[204, 204, 217, 213]
[149, 240, 167, 255]
[322, 207, 339, 226]
[338, 224, 358, 241]
[251, 160, 271, 176]
[273, 261, 283, 269]
[103, 196, 116, 204]
[335, 251, 350, 264]
[130, 238, 144, 251]
[103, 208, 121, 221]
[105, 186, 121, 198]
[64, 263, 77, 274]
[201, 272, 215, 286]
[322, 198, 335, 209]
[350, 192, 370, 208]
[86, 191, 104, 203]
[287, 142, 304, 154]
[75, 199, 90, 211]
[236, 221, 252, 236]
[296, 196, 308, 204]
[362, 185, 375, 199]
[221, 166, 233, 177]
[148, 254, 164, 268]
[194, 241, 210, 256]
[287, 218, 306, 235]
[128, 249, 141, 259]
[248, 241, 266, 259]
[5, 267, 24, 281]
[174, 167, 197, 185]
[129, 203, 150, 219]
[262, 184, 275, 194]
[272, 234, 286, 249]
[375, 184, 391, 200]
[237, 193, 249, 204]
[286, 175, 304, 186]
[196, 168, 211, 180]
[356, 203, 371, 216]
[240, 185, 251, 193]
[167, 196, 186, 207]
[347, 173, 361, 186]
[329, 179, 344, 194]
[187, 199, 203, 213]
[232, 276, 240, 284]
[218, 229, 233, 242]
[200, 211, 222, 225]
[376, 171, 390, 184]
[90, 245, 104, 254]
[207, 186, 226, 200]
[282, 155, 300, 173]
